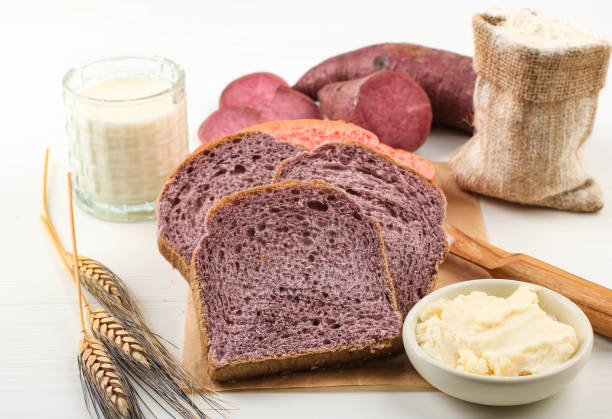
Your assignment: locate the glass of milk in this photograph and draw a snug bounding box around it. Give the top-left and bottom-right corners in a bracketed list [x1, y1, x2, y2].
[63, 57, 188, 221]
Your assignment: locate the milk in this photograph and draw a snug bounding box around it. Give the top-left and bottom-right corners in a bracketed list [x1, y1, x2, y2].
[67, 76, 188, 212]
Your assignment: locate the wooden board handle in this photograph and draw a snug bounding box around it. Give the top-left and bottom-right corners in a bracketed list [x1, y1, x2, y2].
[446, 223, 612, 338]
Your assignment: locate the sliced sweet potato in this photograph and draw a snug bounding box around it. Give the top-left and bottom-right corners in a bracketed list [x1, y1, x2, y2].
[219, 72, 288, 109]
[197, 106, 261, 143]
[200, 73, 323, 143]
[259, 86, 323, 122]
[294, 43, 476, 132]
[318, 70, 432, 151]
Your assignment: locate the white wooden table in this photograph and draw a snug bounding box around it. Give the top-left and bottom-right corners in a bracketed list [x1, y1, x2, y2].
[2, 1, 611, 417]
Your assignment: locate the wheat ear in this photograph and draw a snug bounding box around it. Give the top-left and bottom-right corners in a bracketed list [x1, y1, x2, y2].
[77, 257, 122, 303]
[40, 216, 149, 368]
[43, 150, 226, 418]
[42, 217, 162, 418]
[66, 171, 141, 418]
[42, 150, 140, 315]
[78, 334, 138, 418]
[41, 195, 215, 418]
[87, 307, 149, 366]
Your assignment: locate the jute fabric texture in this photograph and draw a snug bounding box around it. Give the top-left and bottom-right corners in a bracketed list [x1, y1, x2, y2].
[450, 13, 611, 212]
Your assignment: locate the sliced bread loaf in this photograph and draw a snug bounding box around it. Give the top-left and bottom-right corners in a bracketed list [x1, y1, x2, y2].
[192, 180, 403, 381]
[273, 142, 447, 317]
[235, 119, 436, 181]
[156, 132, 304, 279]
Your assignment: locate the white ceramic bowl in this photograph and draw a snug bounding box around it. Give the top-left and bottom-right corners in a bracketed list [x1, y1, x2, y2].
[403, 279, 593, 406]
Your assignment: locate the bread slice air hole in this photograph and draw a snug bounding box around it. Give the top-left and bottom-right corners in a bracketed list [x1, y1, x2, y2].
[232, 164, 246, 174]
[307, 200, 328, 211]
[212, 168, 227, 177]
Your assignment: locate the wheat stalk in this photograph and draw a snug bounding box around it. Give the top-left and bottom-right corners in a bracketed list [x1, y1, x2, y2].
[41, 214, 217, 417]
[42, 150, 227, 418]
[63, 171, 141, 418]
[41, 215, 142, 418]
[41, 150, 141, 319]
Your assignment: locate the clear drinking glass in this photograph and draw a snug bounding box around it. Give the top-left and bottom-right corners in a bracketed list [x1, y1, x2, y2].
[63, 57, 188, 222]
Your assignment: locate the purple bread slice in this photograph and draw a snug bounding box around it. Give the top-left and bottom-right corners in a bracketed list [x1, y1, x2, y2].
[273, 142, 447, 317]
[192, 180, 402, 381]
[156, 132, 304, 279]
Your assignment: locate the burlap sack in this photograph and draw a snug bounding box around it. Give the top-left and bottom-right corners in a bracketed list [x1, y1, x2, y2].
[450, 12, 611, 212]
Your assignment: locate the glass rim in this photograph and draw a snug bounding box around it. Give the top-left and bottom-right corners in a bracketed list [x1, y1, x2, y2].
[62, 56, 185, 103]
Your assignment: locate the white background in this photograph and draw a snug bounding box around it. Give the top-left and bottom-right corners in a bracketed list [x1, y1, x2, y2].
[1, 0, 611, 417]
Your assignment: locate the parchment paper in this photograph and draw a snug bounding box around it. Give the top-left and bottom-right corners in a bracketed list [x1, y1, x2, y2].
[182, 162, 491, 391]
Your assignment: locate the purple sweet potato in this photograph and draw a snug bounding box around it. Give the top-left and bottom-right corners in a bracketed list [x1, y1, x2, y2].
[294, 43, 476, 132]
[318, 71, 432, 152]
[259, 86, 323, 122]
[198, 106, 260, 142]
[199, 73, 323, 143]
[219, 72, 288, 109]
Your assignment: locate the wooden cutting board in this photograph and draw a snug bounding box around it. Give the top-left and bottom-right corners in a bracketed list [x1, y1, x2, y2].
[182, 162, 492, 391]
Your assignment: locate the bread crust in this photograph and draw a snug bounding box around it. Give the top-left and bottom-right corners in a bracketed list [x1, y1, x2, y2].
[190, 179, 403, 382]
[156, 131, 307, 282]
[272, 140, 449, 299]
[157, 235, 191, 280]
[272, 139, 446, 206]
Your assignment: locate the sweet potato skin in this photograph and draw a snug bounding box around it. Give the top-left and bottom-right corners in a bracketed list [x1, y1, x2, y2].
[294, 43, 475, 132]
[318, 70, 432, 151]
[200, 73, 322, 143]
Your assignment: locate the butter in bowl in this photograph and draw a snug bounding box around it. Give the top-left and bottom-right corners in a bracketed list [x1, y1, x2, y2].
[403, 279, 593, 406]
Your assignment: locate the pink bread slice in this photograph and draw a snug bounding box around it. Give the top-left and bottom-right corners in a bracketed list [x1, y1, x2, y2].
[195, 120, 436, 181]
[237, 119, 436, 181]
[191, 180, 403, 381]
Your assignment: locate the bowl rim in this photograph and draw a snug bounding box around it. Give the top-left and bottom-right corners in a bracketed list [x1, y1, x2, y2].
[403, 278, 594, 383]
